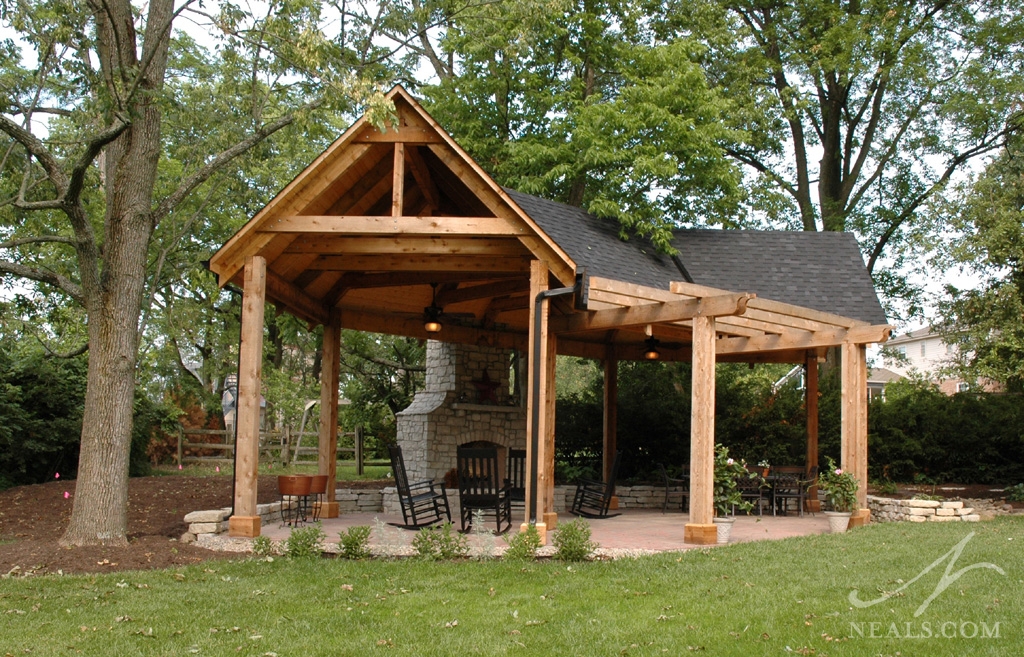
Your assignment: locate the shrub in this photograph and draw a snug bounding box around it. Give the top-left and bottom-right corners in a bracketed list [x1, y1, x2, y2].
[552, 518, 597, 561]
[503, 525, 542, 561]
[338, 526, 372, 560]
[285, 522, 325, 558]
[1004, 484, 1024, 502]
[411, 522, 468, 560]
[874, 480, 898, 496]
[251, 535, 274, 557]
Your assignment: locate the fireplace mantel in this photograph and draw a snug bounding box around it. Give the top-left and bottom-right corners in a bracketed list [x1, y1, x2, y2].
[452, 403, 523, 413]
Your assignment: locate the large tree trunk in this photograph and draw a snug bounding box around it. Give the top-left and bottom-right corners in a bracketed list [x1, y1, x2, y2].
[60, 0, 170, 547]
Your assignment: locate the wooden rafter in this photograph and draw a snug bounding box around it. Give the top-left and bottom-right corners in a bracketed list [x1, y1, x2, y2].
[551, 293, 752, 334]
[306, 254, 532, 272]
[282, 235, 528, 257]
[392, 142, 405, 217]
[406, 145, 440, 212]
[258, 215, 521, 236]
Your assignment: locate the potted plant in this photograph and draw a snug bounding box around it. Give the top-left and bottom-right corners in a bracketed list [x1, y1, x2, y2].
[817, 456, 859, 533]
[712, 444, 755, 544]
[757, 459, 771, 478]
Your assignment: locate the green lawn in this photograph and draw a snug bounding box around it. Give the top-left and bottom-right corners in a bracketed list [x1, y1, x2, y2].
[2, 518, 1020, 656]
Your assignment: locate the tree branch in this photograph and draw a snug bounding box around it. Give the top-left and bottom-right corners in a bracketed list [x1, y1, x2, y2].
[0, 235, 76, 249]
[0, 258, 84, 304]
[0, 114, 70, 194]
[65, 115, 131, 205]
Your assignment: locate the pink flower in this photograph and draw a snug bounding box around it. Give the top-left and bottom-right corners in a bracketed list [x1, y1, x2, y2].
[64, 491, 70, 499]
[55, 472, 60, 479]
[835, 468, 843, 475]
[215, 466, 220, 473]
[726, 458, 734, 465]
[178, 464, 183, 470]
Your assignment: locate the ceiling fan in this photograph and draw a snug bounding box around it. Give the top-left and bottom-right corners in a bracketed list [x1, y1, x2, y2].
[422, 283, 476, 333]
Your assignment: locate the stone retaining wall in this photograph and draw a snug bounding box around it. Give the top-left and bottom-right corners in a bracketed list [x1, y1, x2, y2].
[867, 495, 981, 522]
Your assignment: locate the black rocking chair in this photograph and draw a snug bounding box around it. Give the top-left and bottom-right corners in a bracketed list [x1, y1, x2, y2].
[506, 449, 526, 510]
[387, 445, 452, 529]
[456, 446, 512, 534]
[570, 452, 622, 518]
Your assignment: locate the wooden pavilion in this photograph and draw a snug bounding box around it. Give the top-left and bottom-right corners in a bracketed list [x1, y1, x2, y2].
[208, 85, 891, 544]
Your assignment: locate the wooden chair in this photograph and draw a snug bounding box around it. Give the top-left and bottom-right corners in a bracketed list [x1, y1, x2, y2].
[457, 446, 512, 534]
[506, 449, 526, 509]
[657, 463, 689, 513]
[387, 445, 451, 529]
[570, 452, 622, 518]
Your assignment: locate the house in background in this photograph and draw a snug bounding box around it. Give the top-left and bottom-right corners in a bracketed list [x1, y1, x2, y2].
[867, 367, 903, 400]
[882, 326, 998, 394]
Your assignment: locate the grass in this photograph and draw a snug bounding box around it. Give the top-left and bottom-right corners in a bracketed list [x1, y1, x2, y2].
[1, 518, 1020, 656]
[151, 463, 392, 481]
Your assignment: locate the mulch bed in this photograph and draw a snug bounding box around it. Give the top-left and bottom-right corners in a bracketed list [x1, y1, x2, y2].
[0, 475, 388, 576]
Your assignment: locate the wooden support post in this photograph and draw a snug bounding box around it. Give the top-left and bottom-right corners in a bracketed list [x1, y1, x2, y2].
[685, 315, 718, 545]
[318, 308, 342, 519]
[355, 426, 364, 476]
[176, 425, 183, 467]
[842, 342, 870, 527]
[543, 331, 558, 530]
[229, 256, 266, 538]
[392, 142, 405, 217]
[805, 351, 821, 513]
[603, 349, 619, 510]
[522, 260, 551, 543]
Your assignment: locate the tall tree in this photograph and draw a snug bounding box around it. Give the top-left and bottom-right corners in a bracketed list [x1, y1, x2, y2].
[0, 0, 395, 546]
[936, 136, 1024, 392]
[656, 0, 1024, 311]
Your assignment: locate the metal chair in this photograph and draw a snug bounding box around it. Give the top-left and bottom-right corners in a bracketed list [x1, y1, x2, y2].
[657, 463, 689, 513]
[736, 465, 767, 515]
[457, 446, 512, 533]
[387, 445, 451, 529]
[771, 466, 811, 516]
[570, 452, 622, 518]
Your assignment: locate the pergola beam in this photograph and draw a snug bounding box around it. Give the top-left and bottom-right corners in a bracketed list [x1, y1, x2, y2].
[716, 324, 892, 354]
[265, 270, 330, 326]
[550, 293, 753, 334]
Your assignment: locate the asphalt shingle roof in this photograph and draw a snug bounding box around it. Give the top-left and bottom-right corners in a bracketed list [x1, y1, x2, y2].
[507, 189, 888, 326]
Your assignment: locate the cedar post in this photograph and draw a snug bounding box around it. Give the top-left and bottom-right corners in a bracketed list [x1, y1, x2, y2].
[318, 308, 342, 518]
[841, 342, 870, 526]
[522, 260, 552, 543]
[543, 331, 558, 530]
[229, 256, 266, 538]
[805, 351, 821, 512]
[603, 348, 619, 509]
[685, 315, 718, 545]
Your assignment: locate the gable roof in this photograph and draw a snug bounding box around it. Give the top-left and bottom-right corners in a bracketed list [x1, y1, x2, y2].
[507, 189, 887, 326]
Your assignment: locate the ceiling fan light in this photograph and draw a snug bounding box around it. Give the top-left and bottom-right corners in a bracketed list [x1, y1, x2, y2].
[424, 305, 443, 333]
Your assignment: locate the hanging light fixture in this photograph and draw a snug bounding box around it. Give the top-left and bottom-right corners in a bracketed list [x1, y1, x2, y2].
[643, 336, 661, 361]
[423, 283, 442, 333]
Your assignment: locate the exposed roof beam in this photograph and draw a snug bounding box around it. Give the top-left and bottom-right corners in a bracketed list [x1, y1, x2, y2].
[265, 270, 329, 326]
[282, 235, 528, 256]
[551, 293, 753, 334]
[436, 279, 530, 306]
[258, 215, 523, 236]
[405, 145, 440, 211]
[353, 125, 443, 143]
[339, 307, 527, 350]
[670, 281, 865, 329]
[717, 324, 892, 355]
[307, 254, 532, 272]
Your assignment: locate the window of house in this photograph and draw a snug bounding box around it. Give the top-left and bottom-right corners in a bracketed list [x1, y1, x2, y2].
[897, 346, 907, 357]
[920, 343, 926, 357]
[957, 382, 970, 393]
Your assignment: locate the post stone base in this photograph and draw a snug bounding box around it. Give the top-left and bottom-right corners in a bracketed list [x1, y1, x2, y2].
[684, 523, 718, 545]
[228, 515, 261, 538]
[805, 499, 822, 513]
[520, 522, 548, 545]
[848, 508, 871, 528]
[317, 502, 340, 519]
[608, 495, 619, 510]
[543, 512, 558, 530]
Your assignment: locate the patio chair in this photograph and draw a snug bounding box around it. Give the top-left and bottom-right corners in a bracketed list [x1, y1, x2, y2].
[736, 466, 766, 515]
[506, 449, 526, 509]
[770, 466, 815, 517]
[657, 463, 689, 513]
[570, 452, 621, 519]
[387, 445, 452, 529]
[457, 446, 512, 534]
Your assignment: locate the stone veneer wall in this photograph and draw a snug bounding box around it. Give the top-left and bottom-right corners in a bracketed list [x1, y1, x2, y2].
[867, 495, 980, 522]
[396, 341, 527, 482]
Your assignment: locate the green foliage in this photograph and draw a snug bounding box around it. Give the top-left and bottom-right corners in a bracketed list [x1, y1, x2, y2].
[0, 349, 87, 488]
[911, 493, 943, 502]
[411, 522, 468, 560]
[818, 457, 859, 513]
[874, 480, 899, 496]
[251, 535, 275, 557]
[551, 518, 597, 562]
[284, 523, 326, 559]
[338, 526, 373, 560]
[503, 524, 542, 562]
[1005, 484, 1024, 503]
[713, 444, 756, 517]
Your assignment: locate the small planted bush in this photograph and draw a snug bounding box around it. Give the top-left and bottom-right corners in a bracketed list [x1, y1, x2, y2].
[1006, 483, 1024, 502]
[411, 522, 468, 560]
[285, 522, 326, 559]
[251, 535, 274, 557]
[552, 518, 597, 562]
[338, 526, 372, 560]
[503, 525, 542, 561]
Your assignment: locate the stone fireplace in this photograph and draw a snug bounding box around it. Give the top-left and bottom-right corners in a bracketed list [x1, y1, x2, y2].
[396, 341, 527, 483]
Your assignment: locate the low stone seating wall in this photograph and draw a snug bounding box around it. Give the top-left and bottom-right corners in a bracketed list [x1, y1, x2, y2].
[867, 495, 980, 522]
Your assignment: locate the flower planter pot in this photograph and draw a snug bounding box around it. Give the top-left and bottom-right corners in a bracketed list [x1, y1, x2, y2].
[824, 510, 852, 534]
[278, 475, 312, 497]
[713, 516, 736, 544]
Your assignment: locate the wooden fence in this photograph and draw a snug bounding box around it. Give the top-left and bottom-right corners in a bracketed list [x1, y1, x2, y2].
[175, 425, 384, 474]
